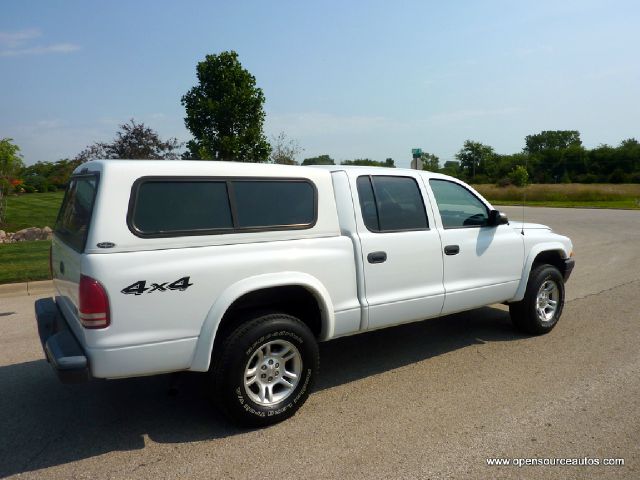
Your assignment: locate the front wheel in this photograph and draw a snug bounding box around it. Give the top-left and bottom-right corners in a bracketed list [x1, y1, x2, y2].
[509, 264, 565, 335]
[210, 313, 319, 427]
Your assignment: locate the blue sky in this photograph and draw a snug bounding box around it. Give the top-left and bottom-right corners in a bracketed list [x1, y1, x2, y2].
[1, 0, 639, 167]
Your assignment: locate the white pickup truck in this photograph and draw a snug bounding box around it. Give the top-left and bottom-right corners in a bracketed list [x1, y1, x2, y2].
[36, 160, 574, 426]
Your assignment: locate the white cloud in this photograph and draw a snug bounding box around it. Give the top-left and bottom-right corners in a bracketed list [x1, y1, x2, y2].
[266, 112, 404, 138]
[0, 28, 41, 48]
[0, 29, 80, 57]
[426, 107, 520, 124]
[7, 114, 191, 164]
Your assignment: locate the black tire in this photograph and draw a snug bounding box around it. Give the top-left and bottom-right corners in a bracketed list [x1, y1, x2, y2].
[210, 313, 319, 427]
[509, 264, 565, 335]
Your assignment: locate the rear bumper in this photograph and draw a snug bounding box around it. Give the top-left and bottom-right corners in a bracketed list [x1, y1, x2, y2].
[563, 257, 575, 282]
[35, 297, 90, 384]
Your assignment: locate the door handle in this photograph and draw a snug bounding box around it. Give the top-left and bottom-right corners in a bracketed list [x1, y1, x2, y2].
[444, 245, 460, 256]
[367, 251, 387, 264]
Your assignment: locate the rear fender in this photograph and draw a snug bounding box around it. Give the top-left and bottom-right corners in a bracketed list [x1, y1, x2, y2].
[189, 272, 334, 372]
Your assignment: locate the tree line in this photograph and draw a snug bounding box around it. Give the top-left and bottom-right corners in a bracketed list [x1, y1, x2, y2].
[441, 132, 640, 185]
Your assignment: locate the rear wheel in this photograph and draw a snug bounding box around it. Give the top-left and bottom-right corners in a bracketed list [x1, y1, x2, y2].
[509, 264, 565, 335]
[210, 313, 319, 427]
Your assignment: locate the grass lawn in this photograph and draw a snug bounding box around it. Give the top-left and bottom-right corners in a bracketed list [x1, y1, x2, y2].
[1, 191, 64, 232]
[474, 183, 640, 209]
[0, 240, 51, 284]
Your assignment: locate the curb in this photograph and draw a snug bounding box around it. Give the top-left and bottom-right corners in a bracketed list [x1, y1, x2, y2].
[0, 280, 54, 298]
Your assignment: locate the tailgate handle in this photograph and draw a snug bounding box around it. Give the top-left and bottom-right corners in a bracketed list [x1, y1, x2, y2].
[367, 251, 387, 264]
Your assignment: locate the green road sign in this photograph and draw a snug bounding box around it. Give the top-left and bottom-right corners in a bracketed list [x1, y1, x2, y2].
[412, 148, 422, 158]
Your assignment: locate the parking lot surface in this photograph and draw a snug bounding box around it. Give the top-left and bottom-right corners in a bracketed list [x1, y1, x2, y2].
[1, 207, 638, 479]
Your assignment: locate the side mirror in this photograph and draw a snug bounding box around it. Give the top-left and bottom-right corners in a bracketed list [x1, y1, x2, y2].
[488, 209, 509, 226]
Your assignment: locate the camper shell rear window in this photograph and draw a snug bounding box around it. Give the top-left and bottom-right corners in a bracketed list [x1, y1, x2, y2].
[54, 174, 99, 252]
[128, 177, 317, 237]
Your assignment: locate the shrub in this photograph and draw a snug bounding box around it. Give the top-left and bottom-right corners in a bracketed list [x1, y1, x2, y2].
[575, 173, 599, 184]
[609, 169, 627, 184]
[508, 166, 529, 187]
[471, 174, 489, 184]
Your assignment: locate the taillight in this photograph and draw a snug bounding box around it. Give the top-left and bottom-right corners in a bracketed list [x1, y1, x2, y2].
[79, 275, 110, 329]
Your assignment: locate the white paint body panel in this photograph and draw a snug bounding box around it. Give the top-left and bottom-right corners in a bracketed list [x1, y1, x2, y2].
[51, 161, 573, 379]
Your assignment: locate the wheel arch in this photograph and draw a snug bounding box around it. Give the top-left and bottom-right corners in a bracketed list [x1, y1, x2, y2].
[511, 243, 571, 302]
[189, 272, 334, 372]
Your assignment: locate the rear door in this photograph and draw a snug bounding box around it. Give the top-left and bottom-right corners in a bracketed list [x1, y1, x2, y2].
[52, 174, 99, 321]
[352, 173, 445, 330]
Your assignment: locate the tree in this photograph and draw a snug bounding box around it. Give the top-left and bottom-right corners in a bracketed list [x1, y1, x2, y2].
[269, 132, 302, 165]
[419, 152, 440, 172]
[181, 51, 271, 162]
[524, 130, 582, 154]
[301, 154, 335, 166]
[0, 138, 25, 225]
[455, 140, 495, 180]
[75, 119, 182, 161]
[616, 138, 640, 173]
[341, 158, 396, 167]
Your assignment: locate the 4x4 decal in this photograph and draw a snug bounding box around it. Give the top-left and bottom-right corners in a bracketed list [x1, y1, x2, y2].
[121, 276, 193, 296]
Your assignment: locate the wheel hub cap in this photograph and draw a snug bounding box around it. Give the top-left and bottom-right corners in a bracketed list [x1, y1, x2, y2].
[244, 339, 302, 406]
[536, 280, 559, 323]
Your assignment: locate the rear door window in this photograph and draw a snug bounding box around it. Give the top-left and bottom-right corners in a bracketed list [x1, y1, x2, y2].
[54, 175, 98, 252]
[356, 175, 428, 232]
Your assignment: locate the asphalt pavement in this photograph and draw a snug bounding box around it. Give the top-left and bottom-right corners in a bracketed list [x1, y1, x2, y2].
[0, 206, 638, 479]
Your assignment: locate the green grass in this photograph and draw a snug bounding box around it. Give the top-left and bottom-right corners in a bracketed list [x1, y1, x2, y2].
[474, 183, 640, 209]
[1, 191, 64, 232]
[0, 240, 51, 284]
[490, 199, 639, 209]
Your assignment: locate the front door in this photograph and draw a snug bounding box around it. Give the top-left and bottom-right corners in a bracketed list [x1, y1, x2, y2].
[426, 178, 524, 315]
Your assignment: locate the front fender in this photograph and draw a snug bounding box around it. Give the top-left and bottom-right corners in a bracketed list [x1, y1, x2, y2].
[511, 242, 571, 302]
[189, 272, 334, 372]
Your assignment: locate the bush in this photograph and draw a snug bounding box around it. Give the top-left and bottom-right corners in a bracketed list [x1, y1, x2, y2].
[575, 173, 599, 184]
[508, 166, 529, 187]
[496, 177, 512, 187]
[629, 172, 640, 184]
[609, 169, 627, 184]
[471, 174, 489, 184]
[23, 174, 50, 193]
